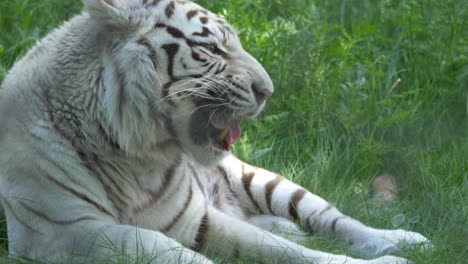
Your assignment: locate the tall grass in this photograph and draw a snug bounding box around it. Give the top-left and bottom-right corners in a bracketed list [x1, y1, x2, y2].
[0, 0, 466, 263]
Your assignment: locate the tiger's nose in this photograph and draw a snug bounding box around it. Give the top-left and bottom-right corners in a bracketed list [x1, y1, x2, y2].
[252, 83, 273, 105]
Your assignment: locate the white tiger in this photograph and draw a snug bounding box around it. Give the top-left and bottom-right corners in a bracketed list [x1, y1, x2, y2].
[0, 0, 429, 263]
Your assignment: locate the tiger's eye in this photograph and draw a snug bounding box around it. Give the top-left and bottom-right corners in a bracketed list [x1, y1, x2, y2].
[205, 43, 218, 53]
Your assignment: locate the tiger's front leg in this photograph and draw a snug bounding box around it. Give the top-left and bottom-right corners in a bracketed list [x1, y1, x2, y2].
[219, 155, 430, 259]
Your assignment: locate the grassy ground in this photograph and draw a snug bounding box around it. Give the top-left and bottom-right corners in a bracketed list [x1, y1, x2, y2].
[0, 0, 467, 263]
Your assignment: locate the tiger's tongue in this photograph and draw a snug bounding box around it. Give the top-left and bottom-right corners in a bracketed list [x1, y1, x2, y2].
[221, 122, 241, 150]
[211, 117, 241, 150]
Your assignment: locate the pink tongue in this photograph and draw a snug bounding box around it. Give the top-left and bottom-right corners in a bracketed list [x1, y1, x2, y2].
[223, 122, 241, 150]
[210, 117, 241, 150]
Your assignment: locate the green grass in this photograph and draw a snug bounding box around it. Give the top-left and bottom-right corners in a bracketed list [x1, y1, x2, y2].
[0, 0, 467, 263]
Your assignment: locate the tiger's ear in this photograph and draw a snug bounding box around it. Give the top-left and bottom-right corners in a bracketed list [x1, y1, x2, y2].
[84, 0, 154, 30]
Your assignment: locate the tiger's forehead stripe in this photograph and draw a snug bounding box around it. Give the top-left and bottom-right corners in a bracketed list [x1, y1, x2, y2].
[199, 16, 208, 24]
[165, 1, 175, 18]
[192, 27, 212, 37]
[186, 9, 198, 20]
[144, 0, 163, 7]
[156, 23, 185, 39]
[143, 4, 236, 47]
[155, 23, 216, 49]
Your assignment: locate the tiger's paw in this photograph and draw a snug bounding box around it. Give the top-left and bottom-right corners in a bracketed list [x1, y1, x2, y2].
[350, 228, 431, 258]
[318, 255, 409, 264]
[363, 255, 409, 264]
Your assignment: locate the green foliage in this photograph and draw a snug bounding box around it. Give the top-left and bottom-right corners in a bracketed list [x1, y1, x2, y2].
[0, 0, 467, 263]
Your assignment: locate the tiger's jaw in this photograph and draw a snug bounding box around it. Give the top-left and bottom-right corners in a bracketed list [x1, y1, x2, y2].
[206, 104, 269, 150]
[167, 96, 264, 167]
[180, 108, 242, 166]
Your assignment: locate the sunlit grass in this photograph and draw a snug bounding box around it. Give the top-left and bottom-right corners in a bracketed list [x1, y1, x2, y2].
[0, 0, 466, 263]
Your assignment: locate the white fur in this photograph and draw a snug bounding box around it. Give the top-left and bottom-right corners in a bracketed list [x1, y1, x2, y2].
[0, 0, 429, 263]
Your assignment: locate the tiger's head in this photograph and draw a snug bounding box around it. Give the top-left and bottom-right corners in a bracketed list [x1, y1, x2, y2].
[85, 0, 273, 165]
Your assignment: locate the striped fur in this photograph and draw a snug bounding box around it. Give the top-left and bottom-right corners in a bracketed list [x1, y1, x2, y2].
[0, 0, 429, 263]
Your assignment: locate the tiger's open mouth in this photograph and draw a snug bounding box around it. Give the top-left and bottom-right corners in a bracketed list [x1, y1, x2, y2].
[208, 114, 241, 151]
[189, 107, 243, 152]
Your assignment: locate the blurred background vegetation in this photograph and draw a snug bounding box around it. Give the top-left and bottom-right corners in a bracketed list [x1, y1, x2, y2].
[0, 0, 466, 263]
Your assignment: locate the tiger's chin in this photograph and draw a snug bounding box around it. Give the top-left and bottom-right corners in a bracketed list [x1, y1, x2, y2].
[185, 144, 229, 167]
[179, 130, 231, 167]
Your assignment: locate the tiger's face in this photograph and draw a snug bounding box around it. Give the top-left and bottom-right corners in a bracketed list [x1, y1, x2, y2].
[149, 1, 274, 165]
[88, 0, 273, 165]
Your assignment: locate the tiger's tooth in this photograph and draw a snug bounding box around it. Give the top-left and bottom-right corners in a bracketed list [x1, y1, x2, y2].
[219, 128, 228, 140]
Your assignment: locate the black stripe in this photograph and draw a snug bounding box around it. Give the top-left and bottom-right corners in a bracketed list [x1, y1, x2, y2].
[198, 48, 214, 58]
[138, 37, 158, 71]
[289, 189, 306, 221]
[27, 130, 123, 221]
[133, 158, 181, 213]
[331, 216, 346, 233]
[265, 175, 283, 214]
[162, 43, 180, 78]
[186, 10, 199, 20]
[217, 166, 230, 184]
[95, 162, 131, 202]
[227, 79, 250, 94]
[216, 63, 227, 74]
[20, 201, 96, 225]
[203, 61, 217, 74]
[25, 136, 101, 199]
[47, 109, 81, 153]
[97, 122, 121, 150]
[228, 99, 250, 108]
[161, 43, 180, 100]
[229, 90, 252, 103]
[191, 212, 209, 252]
[81, 156, 125, 220]
[189, 163, 205, 196]
[199, 17, 208, 24]
[165, 1, 175, 18]
[218, 166, 240, 201]
[2, 199, 38, 233]
[176, 73, 204, 79]
[193, 27, 212, 37]
[156, 23, 227, 54]
[241, 165, 263, 213]
[161, 82, 176, 107]
[86, 66, 103, 112]
[41, 168, 115, 219]
[164, 25, 185, 39]
[93, 163, 130, 217]
[320, 204, 333, 215]
[305, 217, 315, 235]
[145, 0, 162, 6]
[106, 161, 141, 193]
[162, 180, 193, 232]
[191, 51, 207, 62]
